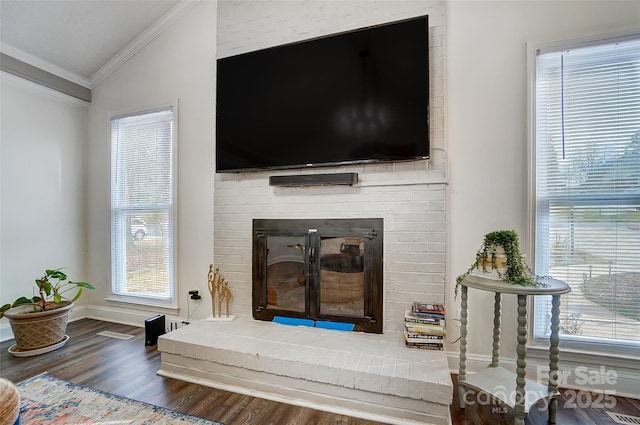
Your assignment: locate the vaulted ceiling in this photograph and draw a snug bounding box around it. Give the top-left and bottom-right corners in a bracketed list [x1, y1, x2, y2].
[0, 0, 193, 90]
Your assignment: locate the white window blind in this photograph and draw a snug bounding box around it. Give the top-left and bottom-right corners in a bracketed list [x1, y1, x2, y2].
[111, 108, 175, 301]
[533, 36, 640, 351]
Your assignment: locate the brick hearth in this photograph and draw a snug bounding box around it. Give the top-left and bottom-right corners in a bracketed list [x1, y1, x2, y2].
[158, 316, 453, 425]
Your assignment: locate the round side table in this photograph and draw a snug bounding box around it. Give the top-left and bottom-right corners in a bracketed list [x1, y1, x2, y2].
[457, 273, 570, 425]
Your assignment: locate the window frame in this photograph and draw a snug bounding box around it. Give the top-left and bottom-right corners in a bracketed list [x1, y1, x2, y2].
[109, 104, 178, 308]
[527, 33, 640, 356]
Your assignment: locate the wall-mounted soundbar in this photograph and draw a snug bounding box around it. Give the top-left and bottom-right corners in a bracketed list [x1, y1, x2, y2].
[269, 172, 358, 187]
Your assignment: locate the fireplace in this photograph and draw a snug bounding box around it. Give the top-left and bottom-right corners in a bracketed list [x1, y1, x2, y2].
[252, 218, 383, 333]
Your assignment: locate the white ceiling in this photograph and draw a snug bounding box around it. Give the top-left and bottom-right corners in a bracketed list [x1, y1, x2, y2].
[0, 0, 188, 88]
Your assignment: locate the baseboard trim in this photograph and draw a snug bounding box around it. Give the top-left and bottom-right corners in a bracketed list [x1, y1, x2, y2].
[85, 305, 185, 329]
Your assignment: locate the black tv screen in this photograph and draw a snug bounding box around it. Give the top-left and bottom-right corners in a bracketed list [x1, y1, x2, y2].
[216, 15, 429, 173]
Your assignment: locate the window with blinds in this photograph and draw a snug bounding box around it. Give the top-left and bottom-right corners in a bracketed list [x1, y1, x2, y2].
[533, 36, 640, 352]
[111, 107, 176, 302]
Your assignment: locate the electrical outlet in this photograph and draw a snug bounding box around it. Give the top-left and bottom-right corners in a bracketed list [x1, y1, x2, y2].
[167, 319, 183, 332]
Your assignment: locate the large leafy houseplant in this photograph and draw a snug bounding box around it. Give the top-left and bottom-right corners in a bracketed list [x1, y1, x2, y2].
[0, 268, 94, 319]
[1, 268, 94, 355]
[455, 230, 542, 297]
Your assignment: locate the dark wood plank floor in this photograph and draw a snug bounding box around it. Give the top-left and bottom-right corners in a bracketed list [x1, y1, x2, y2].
[1, 319, 638, 425]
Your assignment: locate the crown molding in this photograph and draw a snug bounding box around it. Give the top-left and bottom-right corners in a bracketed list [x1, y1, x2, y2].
[0, 0, 200, 92]
[89, 0, 201, 88]
[0, 42, 91, 88]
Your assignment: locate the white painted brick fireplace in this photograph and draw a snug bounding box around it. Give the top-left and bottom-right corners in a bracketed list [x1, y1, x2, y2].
[213, 0, 447, 334]
[157, 3, 452, 424]
[214, 165, 447, 334]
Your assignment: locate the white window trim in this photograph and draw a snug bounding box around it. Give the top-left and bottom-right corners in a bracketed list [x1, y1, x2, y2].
[526, 32, 640, 355]
[108, 101, 179, 309]
[525, 33, 640, 400]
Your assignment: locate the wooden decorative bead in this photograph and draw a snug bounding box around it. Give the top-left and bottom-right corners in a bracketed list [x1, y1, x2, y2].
[0, 378, 19, 425]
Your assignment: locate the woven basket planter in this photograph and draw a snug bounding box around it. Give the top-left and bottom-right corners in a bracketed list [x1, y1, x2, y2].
[4, 301, 73, 352]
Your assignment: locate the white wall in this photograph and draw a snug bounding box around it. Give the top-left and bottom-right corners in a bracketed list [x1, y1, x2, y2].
[0, 73, 89, 339]
[84, 1, 217, 324]
[446, 0, 640, 396]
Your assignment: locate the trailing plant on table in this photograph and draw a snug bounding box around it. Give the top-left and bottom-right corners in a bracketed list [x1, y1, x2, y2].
[0, 268, 94, 319]
[455, 230, 543, 298]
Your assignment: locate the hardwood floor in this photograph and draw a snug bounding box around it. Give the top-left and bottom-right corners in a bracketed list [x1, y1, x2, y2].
[450, 374, 640, 425]
[1, 319, 639, 425]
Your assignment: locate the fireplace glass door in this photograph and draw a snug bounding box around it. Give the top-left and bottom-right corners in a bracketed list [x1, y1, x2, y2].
[319, 236, 365, 317]
[253, 219, 383, 333]
[264, 235, 307, 313]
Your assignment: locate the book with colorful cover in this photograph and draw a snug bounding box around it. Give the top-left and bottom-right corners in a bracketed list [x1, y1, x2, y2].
[405, 342, 444, 350]
[404, 321, 445, 331]
[412, 301, 445, 315]
[404, 328, 444, 339]
[410, 310, 445, 320]
[405, 310, 445, 326]
[404, 332, 444, 340]
[404, 322, 446, 336]
[403, 329, 444, 342]
[404, 338, 444, 347]
[403, 333, 444, 350]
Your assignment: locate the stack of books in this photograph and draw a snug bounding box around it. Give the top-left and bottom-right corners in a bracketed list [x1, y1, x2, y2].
[403, 301, 446, 350]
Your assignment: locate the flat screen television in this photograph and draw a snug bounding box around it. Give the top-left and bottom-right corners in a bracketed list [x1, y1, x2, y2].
[216, 15, 429, 173]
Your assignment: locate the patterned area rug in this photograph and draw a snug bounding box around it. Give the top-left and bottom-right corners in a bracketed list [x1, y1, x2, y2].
[17, 373, 224, 424]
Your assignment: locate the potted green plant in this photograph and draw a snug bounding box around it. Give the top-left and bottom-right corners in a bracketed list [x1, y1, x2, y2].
[455, 230, 542, 297]
[0, 268, 94, 356]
